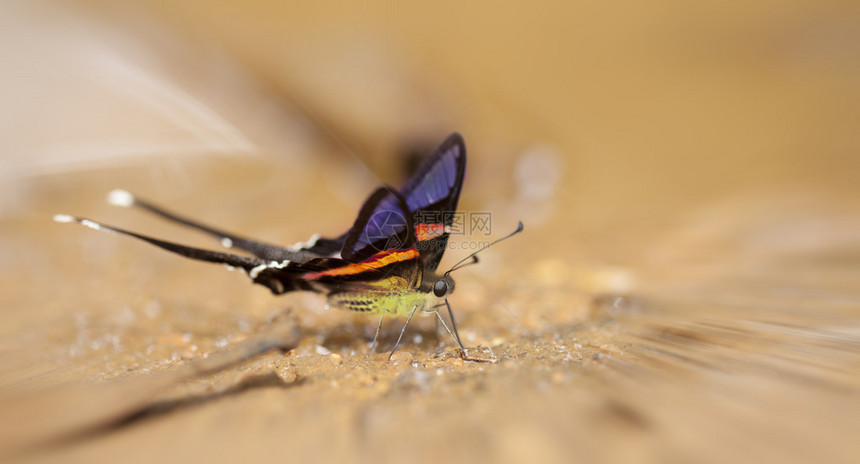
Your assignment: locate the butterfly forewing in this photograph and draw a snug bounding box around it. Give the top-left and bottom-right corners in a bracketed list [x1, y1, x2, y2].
[303, 132, 466, 273]
[400, 133, 465, 272]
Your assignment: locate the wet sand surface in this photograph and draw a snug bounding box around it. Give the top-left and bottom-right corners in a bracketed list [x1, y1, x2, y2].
[1, 2, 858, 463]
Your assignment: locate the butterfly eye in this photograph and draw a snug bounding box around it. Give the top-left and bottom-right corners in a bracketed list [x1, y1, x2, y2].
[433, 279, 448, 297]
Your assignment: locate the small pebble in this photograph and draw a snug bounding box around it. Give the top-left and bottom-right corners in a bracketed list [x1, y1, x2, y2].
[389, 351, 413, 365]
[462, 346, 498, 363]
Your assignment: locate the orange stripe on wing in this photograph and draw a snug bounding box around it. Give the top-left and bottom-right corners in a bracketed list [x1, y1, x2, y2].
[303, 248, 419, 280]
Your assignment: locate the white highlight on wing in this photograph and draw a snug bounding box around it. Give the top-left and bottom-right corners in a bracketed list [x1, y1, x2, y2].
[54, 214, 115, 233]
[107, 189, 135, 207]
[248, 263, 267, 279]
[287, 234, 320, 252]
[268, 260, 290, 269]
[248, 260, 291, 279]
[221, 238, 233, 248]
[53, 214, 101, 230]
[80, 219, 102, 231]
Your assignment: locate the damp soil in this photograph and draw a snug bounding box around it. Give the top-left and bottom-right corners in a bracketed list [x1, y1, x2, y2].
[1, 157, 858, 464]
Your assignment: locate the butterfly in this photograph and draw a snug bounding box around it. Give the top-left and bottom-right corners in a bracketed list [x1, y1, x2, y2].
[55, 133, 523, 359]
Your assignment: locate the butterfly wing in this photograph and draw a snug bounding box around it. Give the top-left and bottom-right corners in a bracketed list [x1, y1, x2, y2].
[303, 132, 466, 272]
[256, 187, 424, 315]
[398, 132, 466, 272]
[60, 135, 461, 306]
[59, 187, 425, 302]
[340, 186, 416, 261]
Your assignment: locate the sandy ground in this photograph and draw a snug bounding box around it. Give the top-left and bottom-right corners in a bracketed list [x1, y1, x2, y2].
[1, 2, 859, 463]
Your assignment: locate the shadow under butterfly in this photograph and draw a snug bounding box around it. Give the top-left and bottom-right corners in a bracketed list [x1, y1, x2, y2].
[55, 133, 523, 361]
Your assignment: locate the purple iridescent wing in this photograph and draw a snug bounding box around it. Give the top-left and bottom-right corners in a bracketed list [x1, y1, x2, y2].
[304, 132, 466, 272]
[400, 132, 466, 213]
[341, 187, 416, 261]
[394, 132, 466, 271]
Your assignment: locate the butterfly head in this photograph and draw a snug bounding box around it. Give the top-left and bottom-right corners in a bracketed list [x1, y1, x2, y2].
[422, 222, 523, 353]
[429, 221, 524, 301]
[432, 274, 456, 298]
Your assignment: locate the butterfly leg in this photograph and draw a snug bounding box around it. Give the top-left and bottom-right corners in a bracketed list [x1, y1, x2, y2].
[443, 298, 465, 351]
[367, 310, 386, 355]
[425, 301, 466, 351]
[388, 305, 418, 362]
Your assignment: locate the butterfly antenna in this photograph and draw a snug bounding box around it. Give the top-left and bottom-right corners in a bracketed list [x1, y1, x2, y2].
[435, 222, 523, 356]
[444, 221, 524, 276]
[448, 255, 479, 273]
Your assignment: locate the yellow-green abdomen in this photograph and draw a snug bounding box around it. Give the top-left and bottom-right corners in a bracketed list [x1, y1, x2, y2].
[329, 290, 434, 317]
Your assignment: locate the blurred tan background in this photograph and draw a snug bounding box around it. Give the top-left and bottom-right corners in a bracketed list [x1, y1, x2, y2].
[1, 1, 858, 463]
